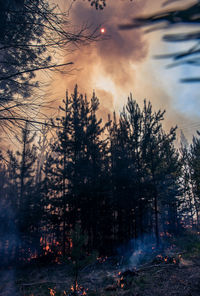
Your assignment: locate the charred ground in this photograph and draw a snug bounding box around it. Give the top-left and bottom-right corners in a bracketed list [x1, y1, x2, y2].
[1, 231, 199, 296]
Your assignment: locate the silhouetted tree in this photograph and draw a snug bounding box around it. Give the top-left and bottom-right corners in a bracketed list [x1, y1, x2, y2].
[179, 131, 195, 227]
[7, 122, 40, 260]
[190, 132, 200, 226]
[108, 95, 179, 247]
[45, 86, 108, 255]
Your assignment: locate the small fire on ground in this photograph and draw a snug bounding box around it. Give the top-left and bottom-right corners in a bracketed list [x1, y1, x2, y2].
[155, 254, 181, 264]
[70, 281, 88, 295]
[96, 256, 108, 263]
[47, 283, 88, 296]
[49, 288, 56, 296]
[117, 272, 125, 289]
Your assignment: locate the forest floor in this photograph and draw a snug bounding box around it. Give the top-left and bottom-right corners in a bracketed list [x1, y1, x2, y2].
[1, 231, 200, 296]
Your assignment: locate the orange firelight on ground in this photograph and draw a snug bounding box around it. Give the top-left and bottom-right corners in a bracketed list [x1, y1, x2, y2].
[100, 27, 106, 34]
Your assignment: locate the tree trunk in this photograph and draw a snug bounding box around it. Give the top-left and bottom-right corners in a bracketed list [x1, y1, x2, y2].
[154, 189, 160, 247]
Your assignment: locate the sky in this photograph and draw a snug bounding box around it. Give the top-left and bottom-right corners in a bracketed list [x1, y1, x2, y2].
[49, 0, 200, 143]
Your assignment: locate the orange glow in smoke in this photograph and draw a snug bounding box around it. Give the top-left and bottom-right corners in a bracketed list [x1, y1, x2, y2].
[100, 27, 106, 34]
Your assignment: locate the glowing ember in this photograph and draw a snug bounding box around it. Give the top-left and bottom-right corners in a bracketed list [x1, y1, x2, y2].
[100, 27, 106, 34]
[46, 245, 50, 251]
[71, 282, 78, 292]
[96, 256, 107, 263]
[156, 254, 178, 264]
[121, 283, 124, 288]
[70, 281, 87, 295]
[69, 238, 73, 249]
[49, 288, 56, 296]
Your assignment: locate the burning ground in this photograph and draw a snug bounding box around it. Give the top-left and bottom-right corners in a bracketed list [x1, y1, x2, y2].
[2, 231, 200, 296]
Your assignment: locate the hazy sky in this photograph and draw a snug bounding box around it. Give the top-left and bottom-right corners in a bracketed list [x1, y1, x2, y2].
[49, 0, 199, 142]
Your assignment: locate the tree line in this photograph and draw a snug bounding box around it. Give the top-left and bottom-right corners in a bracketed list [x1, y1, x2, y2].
[0, 85, 199, 266]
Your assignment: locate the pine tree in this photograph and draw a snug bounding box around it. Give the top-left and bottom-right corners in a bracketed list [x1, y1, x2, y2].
[0, 154, 18, 266]
[179, 131, 195, 227]
[108, 95, 180, 248]
[190, 132, 200, 227]
[46, 85, 108, 256]
[7, 122, 39, 260]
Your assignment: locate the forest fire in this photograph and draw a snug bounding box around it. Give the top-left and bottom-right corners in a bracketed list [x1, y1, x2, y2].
[1, 0, 200, 296]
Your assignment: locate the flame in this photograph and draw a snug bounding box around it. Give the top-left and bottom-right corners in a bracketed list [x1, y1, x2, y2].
[116, 273, 125, 289]
[71, 284, 75, 292]
[70, 282, 87, 295]
[40, 237, 63, 262]
[156, 254, 177, 264]
[69, 238, 73, 249]
[96, 256, 108, 263]
[46, 245, 50, 251]
[49, 288, 56, 296]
